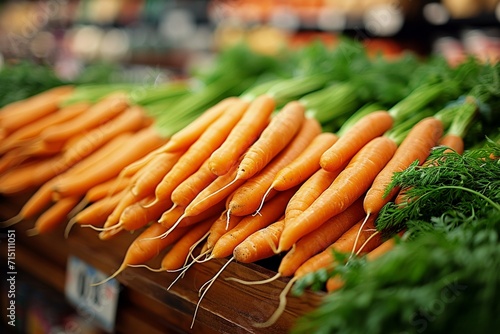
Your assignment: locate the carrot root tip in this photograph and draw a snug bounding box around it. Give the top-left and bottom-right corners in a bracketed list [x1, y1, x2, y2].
[0, 214, 24, 228]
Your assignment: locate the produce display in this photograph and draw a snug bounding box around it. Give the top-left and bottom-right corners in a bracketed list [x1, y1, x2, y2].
[0, 38, 499, 333]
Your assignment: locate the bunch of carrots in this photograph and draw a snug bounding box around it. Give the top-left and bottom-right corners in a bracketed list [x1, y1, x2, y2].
[1, 39, 496, 329]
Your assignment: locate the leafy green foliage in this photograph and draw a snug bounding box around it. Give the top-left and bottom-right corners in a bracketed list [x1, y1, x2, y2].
[292, 210, 500, 334]
[376, 142, 500, 235]
[0, 61, 66, 107]
[292, 144, 500, 334]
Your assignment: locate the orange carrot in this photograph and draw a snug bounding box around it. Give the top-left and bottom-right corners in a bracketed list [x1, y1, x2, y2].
[233, 218, 285, 263]
[149, 99, 250, 206]
[160, 199, 226, 230]
[320, 110, 394, 172]
[205, 210, 243, 252]
[61, 105, 151, 166]
[160, 216, 217, 271]
[0, 148, 33, 176]
[0, 155, 62, 195]
[52, 127, 166, 199]
[27, 196, 82, 236]
[270, 132, 338, 191]
[170, 157, 218, 208]
[0, 178, 57, 227]
[235, 101, 308, 181]
[210, 188, 296, 259]
[130, 151, 183, 198]
[179, 154, 247, 220]
[0, 85, 74, 136]
[438, 133, 464, 154]
[162, 97, 238, 153]
[278, 197, 365, 277]
[85, 176, 132, 203]
[325, 276, 344, 293]
[72, 190, 125, 227]
[228, 117, 322, 217]
[363, 117, 443, 216]
[208, 95, 276, 176]
[278, 136, 397, 252]
[0, 102, 90, 154]
[96, 222, 189, 284]
[284, 168, 343, 224]
[366, 237, 397, 261]
[294, 214, 382, 278]
[118, 197, 173, 231]
[40, 92, 129, 143]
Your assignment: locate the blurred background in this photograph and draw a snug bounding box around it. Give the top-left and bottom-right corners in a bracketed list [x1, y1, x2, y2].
[0, 0, 499, 82]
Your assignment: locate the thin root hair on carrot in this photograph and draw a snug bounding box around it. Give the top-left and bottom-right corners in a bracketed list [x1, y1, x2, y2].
[349, 212, 371, 262]
[0, 214, 23, 228]
[253, 276, 299, 328]
[225, 272, 281, 286]
[64, 218, 78, 239]
[90, 263, 125, 287]
[191, 257, 234, 329]
[26, 228, 39, 237]
[79, 223, 122, 232]
[253, 184, 273, 217]
[355, 230, 381, 257]
[167, 250, 210, 291]
[128, 263, 164, 273]
[187, 232, 211, 265]
[67, 197, 89, 219]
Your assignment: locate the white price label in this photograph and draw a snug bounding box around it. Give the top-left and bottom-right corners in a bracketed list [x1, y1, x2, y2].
[65, 255, 120, 332]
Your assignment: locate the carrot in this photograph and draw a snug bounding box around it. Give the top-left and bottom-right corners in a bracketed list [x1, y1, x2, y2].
[183, 153, 246, 216]
[119, 197, 172, 231]
[0, 179, 57, 227]
[0, 155, 63, 195]
[160, 216, 217, 271]
[233, 218, 285, 263]
[284, 168, 343, 224]
[61, 105, 151, 167]
[278, 197, 365, 277]
[294, 215, 382, 278]
[0, 85, 74, 136]
[228, 117, 322, 217]
[0, 102, 90, 154]
[52, 126, 166, 199]
[363, 116, 444, 216]
[16, 138, 66, 158]
[149, 99, 250, 207]
[131, 151, 183, 198]
[170, 157, 218, 208]
[325, 276, 345, 293]
[205, 210, 243, 252]
[160, 199, 226, 230]
[366, 237, 397, 261]
[0, 148, 33, 176]
[320, 110, 394, 172]
[249, 214, 381, 329]
[438, 134, 464, 154]
[85, 176, 132, 203]
[40, 92, 129, 143]
[235, 101, 308, 181]
[270, 132, 338, 191]
[208, 95, 276, 176]
[278, 136, 398, 252]
[27, 196, 82, 236]
[210, 188, 296, 259]
[71, 190, 125, 228]
[95, 222, 189, 285]
[161, 97, 239, 153]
